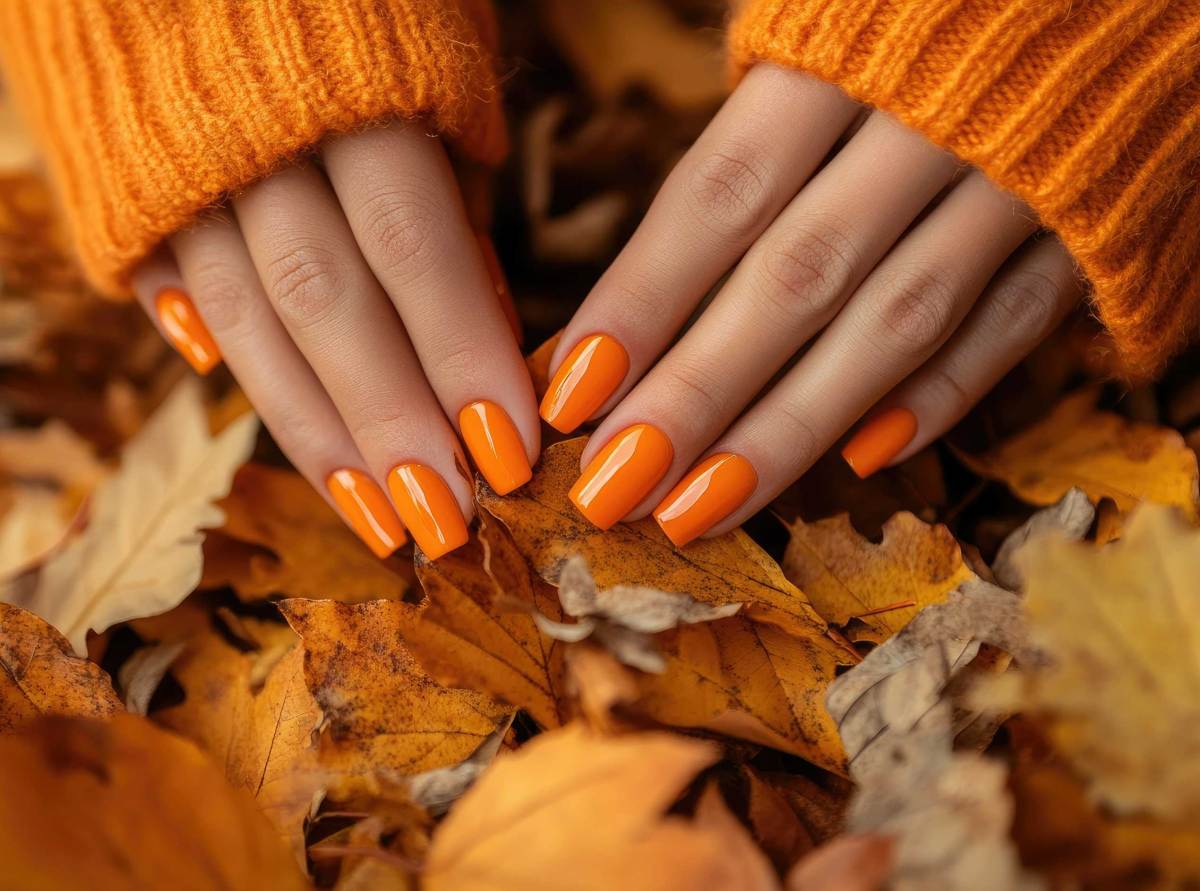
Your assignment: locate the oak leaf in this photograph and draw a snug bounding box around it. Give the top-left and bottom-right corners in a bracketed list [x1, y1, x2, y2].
[958, 389, 1200, 522]
[16, 378, 258, 652]
[0, 714, 310, 889]
[783, 512, 976, 643]
[424, 723, 774, 891]
[0, 602, 121, 733]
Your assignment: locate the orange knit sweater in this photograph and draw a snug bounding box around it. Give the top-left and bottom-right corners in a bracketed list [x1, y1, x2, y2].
[1, 1, 1198, 378]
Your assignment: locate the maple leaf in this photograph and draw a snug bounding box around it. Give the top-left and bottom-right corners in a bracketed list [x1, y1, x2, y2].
[0, 602, 121, 733]
[13, 378, 258, 652]
[783, 512, 976, 643]
[958, 388, 1200, 522]
[0, 714, 310, 889]
[203, 464, 413, 603]
[424, 723, 776, 891]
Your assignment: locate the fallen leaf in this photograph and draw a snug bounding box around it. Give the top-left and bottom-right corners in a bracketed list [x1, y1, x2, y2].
[0, 418, 107, 494]
[990, 488, 1094, 591]
[0, 602, 122, 733]
[117, 639, 185, 715]
[783, 512, 976, 643]
[279, 598, 512, 777]
[786, 835, 894, 891]
[0, 485, 78, 578]
[692, 781, 781, 890]
[563, 642, 641, 733]
[424, 723, 772, 891]
[0, 714, 310, 889]
[958, 388, 1200, 522]
[15, 378, 258, 652]
[203, 464, 413, 603]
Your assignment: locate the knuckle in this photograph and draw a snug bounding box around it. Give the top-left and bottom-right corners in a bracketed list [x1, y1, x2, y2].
[685, 143, 772, 239]
[923, 366, 973, 421]
[657, 357, 728, 431]
[186, 261, 251, 333]
[263, 240, 344, 330]
[770, 401, 820, 470]
[986, 268, 1063, 342]
[356, 187, 441, 281]
[756, 215, 858, 323]
[346, 395, 414, 443]
[873, 267, 959, 357]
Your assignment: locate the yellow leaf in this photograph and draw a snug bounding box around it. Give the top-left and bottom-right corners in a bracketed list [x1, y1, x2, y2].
[424, 724, 776, 891]
[18, 378, 258, 652]
[279, 598, 511, 776]
[959, 389, 1200, 522]
[783, 512, 976, 644]
[0, 714, 310, 889]
[0, 602, 121, 733]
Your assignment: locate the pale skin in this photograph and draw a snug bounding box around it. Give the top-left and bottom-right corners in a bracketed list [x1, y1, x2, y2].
[133, 64, 1083, 547]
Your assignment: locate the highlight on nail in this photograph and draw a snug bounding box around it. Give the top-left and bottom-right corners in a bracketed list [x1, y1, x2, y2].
[841, 407, 918, 479]
[569, 423, 673, 530]
[539, 334, 629, 433]
[155, 287, 220, 375]
[326, 468, 407, 558]
[386, 463, 469, 560]
[459, 400, 532, 495]
[654, 453, 758, 547]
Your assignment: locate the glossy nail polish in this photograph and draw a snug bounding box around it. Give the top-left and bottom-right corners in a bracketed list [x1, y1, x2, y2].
[653, 453, 757, 547]
[841, 408, 918, 479]
[156, 287, 220, 374]
[387, 464, 469, 560]
[326, 468, 407, 558]
[569, 424, 673, 530]
[459, 400, 532, 495]
[540, 334, 629, 433]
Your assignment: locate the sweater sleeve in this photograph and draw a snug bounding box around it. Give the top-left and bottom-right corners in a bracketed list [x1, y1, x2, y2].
[729, 0, 1200, 380]
[0, 0, 507, 298]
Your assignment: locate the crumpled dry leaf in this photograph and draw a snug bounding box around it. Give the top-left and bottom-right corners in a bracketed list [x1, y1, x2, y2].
[424, 723, 772, 891]
[13, 378, 258, 652]
[987, 504, 1200, 823]
[117, 639, 185, 716]
[0, 714, 310, 889]
[279, 598, 512, 778]
[203, 464, 413, 603]
[0, 602, 122, 733]
[990, 488, 1094, 591]
[959, 388, 1200, 522]
[784, 512, 976, 643]
[535, 555, 741, 672]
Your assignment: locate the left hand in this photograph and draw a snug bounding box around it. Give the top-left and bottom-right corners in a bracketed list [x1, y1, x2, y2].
[542, 64, 1084, 545]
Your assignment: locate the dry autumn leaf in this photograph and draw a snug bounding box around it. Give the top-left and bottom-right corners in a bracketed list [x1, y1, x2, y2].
[959, 388, 1200, 522]
[0, 602, 121, 733]
[14, 378, 258, 652]
[0, 714, 310, 889]
[783, 512, 976, 644]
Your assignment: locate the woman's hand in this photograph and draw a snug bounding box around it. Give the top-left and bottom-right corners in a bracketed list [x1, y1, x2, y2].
[545, 64, 1084, 546]
[132, 121, 539, 560]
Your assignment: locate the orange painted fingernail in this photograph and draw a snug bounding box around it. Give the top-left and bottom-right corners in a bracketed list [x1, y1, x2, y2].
[156, 287, 220, 375]
[459, 400, 532, 495]
[386, 463, 469, 560]
[476, 233, 523, 347]
[569, 424, 673, 530]
[540, 334, 629, 433]
[653, 453, 757, 547]
[326, 469, 407, 558]
[841, 408, 918, 479]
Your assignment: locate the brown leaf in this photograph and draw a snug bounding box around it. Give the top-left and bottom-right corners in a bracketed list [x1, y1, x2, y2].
[784, 512, 976, 644]
[424, 723, 773, 891]
[0, 602, 121, 733]
[990, 488, 1095, 591]
[0, 714, 311, 889]
[958, 388, 1200, 522]
[786, 835, 894, 891]
[279, 598, 512, 776]
[203, 464, 413, 603]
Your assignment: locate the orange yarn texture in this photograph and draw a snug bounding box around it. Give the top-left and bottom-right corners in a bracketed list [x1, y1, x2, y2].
[0, 0, 507, 298]
[730, 0, 1200, 380]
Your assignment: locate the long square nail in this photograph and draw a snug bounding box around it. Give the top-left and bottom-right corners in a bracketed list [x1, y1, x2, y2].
[569, 424, 673, 529]
[459, 400, 532, 495]
[653, 453, 757, 547]
[386, 463, 469, 560]
[539, 334, 629, 433]
[326, 468, 407, 558]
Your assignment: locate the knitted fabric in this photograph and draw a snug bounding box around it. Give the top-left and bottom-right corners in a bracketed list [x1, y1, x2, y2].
[730, 0, 1200, 380]
[0, 0, 507, 297]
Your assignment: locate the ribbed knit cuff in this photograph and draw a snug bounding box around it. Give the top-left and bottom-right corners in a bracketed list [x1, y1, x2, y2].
[0, 0, 508, 297]
[730, 0, 1200, 380]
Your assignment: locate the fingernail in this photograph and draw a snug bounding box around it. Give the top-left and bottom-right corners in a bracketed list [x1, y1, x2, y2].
[386, 463, 469, 560]
[841, 408, 918, 479]
[569, 424, 673, 530]
[326, 468, 407, 558]
[476, 233, 523, 347]
[653, 453, 757, 547]
[540, 334, 629, 433]
[459, 400, 532, 495]
[156, 287, 220, 375]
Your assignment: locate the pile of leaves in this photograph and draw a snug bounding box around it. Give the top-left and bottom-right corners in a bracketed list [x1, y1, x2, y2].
[4, 2, 1200, 888]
